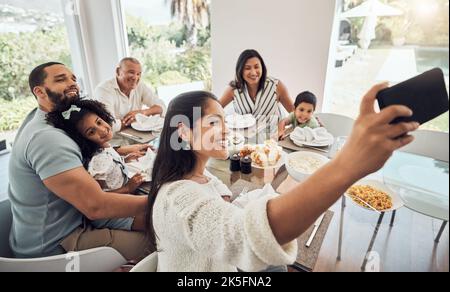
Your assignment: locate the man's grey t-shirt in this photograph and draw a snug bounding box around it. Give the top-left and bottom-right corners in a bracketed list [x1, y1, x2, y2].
[8, 108, 84, 258]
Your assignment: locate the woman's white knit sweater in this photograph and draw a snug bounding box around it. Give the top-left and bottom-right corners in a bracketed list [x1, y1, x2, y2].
[153, 174, 298, 272]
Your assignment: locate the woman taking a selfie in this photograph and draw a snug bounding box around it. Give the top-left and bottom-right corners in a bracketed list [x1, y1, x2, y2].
[146, 84, 418, 271]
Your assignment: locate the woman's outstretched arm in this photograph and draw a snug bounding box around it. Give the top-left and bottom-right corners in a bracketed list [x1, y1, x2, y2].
[267, 83, 419, 245]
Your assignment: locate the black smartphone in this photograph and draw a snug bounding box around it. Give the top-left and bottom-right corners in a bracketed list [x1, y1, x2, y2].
[376, 68, 449, 124]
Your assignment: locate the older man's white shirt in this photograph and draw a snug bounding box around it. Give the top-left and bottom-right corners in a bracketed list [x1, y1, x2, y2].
[94, 78, 166, 132]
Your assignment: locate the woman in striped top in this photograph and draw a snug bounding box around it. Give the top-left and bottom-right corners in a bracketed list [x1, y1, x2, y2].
[219, 49, 295, 122]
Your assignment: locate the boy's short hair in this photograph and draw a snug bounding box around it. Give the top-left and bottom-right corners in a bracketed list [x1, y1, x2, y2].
[294, 91, 317, 110]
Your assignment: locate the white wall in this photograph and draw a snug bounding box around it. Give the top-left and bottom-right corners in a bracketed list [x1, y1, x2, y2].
[211, 0, 338, 111]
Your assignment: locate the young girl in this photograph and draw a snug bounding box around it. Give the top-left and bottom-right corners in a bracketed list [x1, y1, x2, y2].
[46, 99, 149, 194]
[278, 91, 322, 140]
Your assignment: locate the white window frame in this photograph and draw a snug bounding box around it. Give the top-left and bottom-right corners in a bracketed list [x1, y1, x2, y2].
[111, 0, 129, 59]
[60, 0, 130, 98]
[61, 0, 94, 96]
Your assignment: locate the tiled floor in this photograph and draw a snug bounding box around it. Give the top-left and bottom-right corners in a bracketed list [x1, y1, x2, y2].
[313, 199, 449, 272]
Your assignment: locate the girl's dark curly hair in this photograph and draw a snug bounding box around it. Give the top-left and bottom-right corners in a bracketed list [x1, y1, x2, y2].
[46, 99, 115, 168]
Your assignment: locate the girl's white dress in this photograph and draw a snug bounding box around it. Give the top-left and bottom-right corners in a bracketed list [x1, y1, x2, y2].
[87, 147, 128, 191]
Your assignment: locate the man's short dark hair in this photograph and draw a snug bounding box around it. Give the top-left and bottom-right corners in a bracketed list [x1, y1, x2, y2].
[294, 91, 317, 110]
[29, 62, 64, 98]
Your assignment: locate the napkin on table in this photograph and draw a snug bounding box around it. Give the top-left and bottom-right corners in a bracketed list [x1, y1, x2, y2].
[135, 114, 164, 131]
[290, 127, 333, 144]
[126, 149, 156, 182]
[232, 183, 278, 208]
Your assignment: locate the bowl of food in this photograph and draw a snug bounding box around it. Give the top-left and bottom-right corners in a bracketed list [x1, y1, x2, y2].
[286, 151, 329, 181]
[345, 179, 403, 212]
[238, 140, 285, 169]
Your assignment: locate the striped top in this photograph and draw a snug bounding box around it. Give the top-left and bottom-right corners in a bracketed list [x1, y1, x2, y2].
[232, 77, 281, 122]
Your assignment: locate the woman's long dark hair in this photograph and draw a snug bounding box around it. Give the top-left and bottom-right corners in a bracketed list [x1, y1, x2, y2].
[146, 91, 218, 248]
[230, 49, 267, 93]
[46, 99, 115, 168]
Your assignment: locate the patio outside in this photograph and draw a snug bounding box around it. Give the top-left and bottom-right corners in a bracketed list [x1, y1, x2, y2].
[329, 0, 448, 133]
[328, 45, 449, 132]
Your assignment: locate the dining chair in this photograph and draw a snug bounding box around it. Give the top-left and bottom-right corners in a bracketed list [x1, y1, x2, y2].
[0, 199, 127, 272]
[315, 112, 355, 137]
[157, 81, 204, 107]
[129, 252, 158, 272]
[401, 129, 449, 162]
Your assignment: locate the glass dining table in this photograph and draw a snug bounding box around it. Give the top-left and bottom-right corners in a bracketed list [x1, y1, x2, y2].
[382, 151, 449, 241]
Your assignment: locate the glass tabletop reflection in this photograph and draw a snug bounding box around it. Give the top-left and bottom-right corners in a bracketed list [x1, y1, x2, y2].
[382, 151, 449, 221]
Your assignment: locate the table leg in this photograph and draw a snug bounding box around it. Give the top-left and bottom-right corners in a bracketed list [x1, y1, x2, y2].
[337, 196, 345, 261]
[389, 210, 396, 227]
[435, 221, 448, 243]
[361, 212, 385, 271]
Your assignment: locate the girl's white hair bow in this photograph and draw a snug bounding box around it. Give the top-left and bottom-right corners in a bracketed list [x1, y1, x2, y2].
[62, 105, 81, 120]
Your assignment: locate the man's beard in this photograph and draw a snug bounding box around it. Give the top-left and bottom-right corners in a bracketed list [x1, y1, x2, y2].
[45, 87, 81, 112]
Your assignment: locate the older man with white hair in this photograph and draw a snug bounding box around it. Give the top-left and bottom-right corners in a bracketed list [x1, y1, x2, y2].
[94, 57, 166, 132]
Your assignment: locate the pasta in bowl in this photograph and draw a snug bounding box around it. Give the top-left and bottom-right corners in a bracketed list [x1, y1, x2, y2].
[345, 179, 404, 212]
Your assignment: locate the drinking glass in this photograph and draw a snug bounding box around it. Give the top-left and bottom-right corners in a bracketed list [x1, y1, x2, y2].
[265, 116, 279, 142]
[328, 136, 347, 159]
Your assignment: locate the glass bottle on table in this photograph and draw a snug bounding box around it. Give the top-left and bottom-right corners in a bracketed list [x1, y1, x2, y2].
[265, 116, 278, 142]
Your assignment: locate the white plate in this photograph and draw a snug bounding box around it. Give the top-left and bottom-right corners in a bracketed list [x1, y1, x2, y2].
[225, 114, 256, 129]
[285, 151, 329, 181]
[251, 150, 287, 169]
[131, 120, 164, 132]
[344, 179, 404, 212]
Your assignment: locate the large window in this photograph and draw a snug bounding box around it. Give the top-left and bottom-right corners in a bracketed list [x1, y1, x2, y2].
[326, 0, 449, 132]
[122, 0, 211, 105]
[0, 0, 73, 144]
